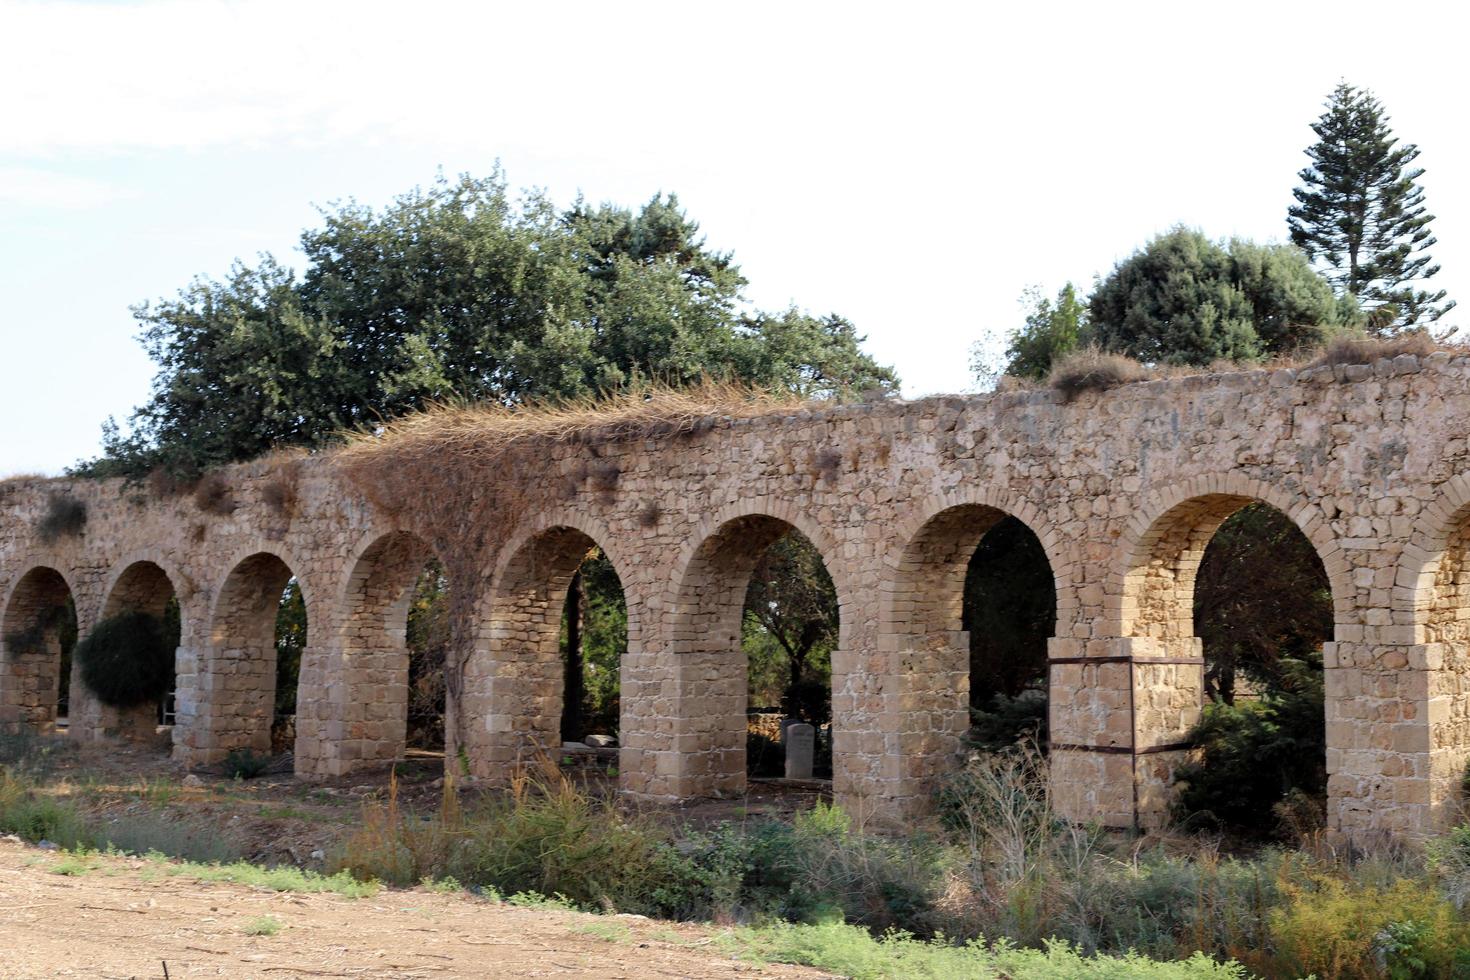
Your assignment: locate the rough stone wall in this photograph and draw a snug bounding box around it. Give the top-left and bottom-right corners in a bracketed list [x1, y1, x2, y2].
[4, 352, 1470, 841]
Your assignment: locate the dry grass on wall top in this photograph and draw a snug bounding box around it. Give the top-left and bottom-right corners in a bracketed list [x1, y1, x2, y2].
[1045, 333, 1465, 402]
[1048, 348, 1150, 402]
[1306, 331, 1441, 369]
[332, 381, 816, 763]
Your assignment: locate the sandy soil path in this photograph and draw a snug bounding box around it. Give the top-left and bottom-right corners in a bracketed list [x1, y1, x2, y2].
[0, 842, 828, 980]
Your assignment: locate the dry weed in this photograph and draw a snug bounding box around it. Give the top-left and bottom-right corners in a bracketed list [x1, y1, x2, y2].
[192, 472, 235, 516]
[1048, 348, 1149, 401]
[1306, 331, 1441, 369]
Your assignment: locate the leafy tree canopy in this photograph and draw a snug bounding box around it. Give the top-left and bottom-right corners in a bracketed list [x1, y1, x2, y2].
[1088, 228, 1356, 367]
[81, 170, 897, 479]
[1288, 82, 1454, 330]
[999, 283, 1088, 382]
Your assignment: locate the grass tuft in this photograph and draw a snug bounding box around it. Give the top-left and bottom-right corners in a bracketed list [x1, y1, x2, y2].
[242, 914, 283, 936]
[1048, 349, 1150, 401]
[192, 471, 236, 515]
[1306, 331, 1440, 369]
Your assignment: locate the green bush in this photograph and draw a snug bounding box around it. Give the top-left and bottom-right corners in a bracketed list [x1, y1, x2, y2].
[223, 747, 272, 780]
[97, 811, 244, 864]
[1270, 875, 1470, 979]
[1173, 658, 1326, 836]
[725, 923, 1250, 979]
[73, 612, 174, 708]
[966, 691, 1049, 754]
[331, 772, 696, 917]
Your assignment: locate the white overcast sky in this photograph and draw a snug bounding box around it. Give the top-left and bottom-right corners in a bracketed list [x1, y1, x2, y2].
[1, 0, 1466, 476]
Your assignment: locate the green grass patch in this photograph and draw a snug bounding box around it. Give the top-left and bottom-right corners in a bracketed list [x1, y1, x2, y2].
[243, 915, 283, 936]
[721, 924, 1249, 980]
[142, 852, 378, 897]
[577, 921, 632, 943]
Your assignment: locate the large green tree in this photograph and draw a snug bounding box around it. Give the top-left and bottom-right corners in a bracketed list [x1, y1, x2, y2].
[1088, 228, 1355, 366]
[82, 170, 896, 478]
[1288, 82, 1454, 330]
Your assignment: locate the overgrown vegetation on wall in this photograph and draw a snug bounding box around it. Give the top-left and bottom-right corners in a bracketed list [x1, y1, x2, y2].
[36, 494, 86, 544]
[73, 611, 175, 708]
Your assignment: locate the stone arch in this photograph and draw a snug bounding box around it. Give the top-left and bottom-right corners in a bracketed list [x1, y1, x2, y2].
[103, 559, 181, 623]
[464, 515, 632, 776]
[879, 487, 1067, 640]
[0, 565, 75, 734]
[488, 511, 641, 649]
[205, 550, 312, 755]
[95, 557, 186, 741]
[100, 553, 189, 626]
[1094, 473, 1344, 828]
[666, 501, 849, 798]
[1109, 474, 1349, 640]
[1396, 472, 1470, 642]
[301, 529, 440, 774]
[877, 489, 1062, 805]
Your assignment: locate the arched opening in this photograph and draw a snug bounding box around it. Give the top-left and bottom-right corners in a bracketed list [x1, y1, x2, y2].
[1125, 495, 1333, 835]
[274, 578, 305, 752]
[100, 561, 182, 741]
[482, 526, 628, 772]
[962, 516, 1057, 750]
[1, 567, 77, 735]
[742, 529, 839, 780]
[210, 553, 306, 756]
[329, 531, 448, 773]
[675, 514, 841, 795]
[888, 504, 1056, 791]
[559, 548, 626, 750]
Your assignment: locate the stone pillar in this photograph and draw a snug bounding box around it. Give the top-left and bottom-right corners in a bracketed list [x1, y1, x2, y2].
[886, 628, 969, 820]
[184, 637, 280, 763]
[1049, 636, 1204, 830]
[617, 640, 676, 800]
[1325, 639, 1468, 839]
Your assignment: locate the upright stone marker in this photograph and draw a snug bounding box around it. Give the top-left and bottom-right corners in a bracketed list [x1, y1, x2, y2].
[784, 723, 815, 780]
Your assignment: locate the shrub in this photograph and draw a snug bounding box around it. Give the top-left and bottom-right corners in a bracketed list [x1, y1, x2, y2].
[1270, 875, 1470, 979]
[192, 471, 236, 515]
[223, 747, 272, 780]
[1048, 349, 1148, 402]
[1173, 658, 1326, 837]
[0, 772, 90, 848]
[332, 770, 695, 917]
[966, 691, 1048, 754]
[73, 612, 173, 708]
[36, 493, 87, 543]
[261, 463, 300, 517]
[97, 811, 244, 863]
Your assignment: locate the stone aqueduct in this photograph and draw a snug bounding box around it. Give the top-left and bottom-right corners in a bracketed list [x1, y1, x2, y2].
[5, 352, 1470, 841]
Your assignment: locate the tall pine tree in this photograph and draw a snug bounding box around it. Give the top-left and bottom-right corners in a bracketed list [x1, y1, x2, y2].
[1288, 82, 1454, 331]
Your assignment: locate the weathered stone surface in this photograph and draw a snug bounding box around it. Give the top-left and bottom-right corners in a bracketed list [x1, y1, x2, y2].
[5, 358, 1470, 841]
[784, 723, 815, 780]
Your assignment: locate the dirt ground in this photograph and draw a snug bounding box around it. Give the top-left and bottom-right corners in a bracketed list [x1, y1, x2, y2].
[0, 840, 831, 980]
